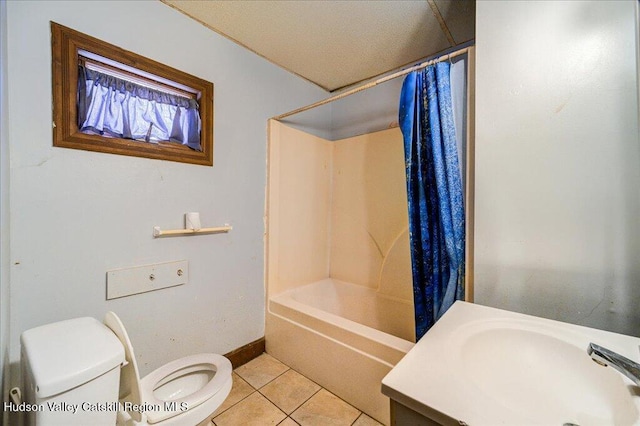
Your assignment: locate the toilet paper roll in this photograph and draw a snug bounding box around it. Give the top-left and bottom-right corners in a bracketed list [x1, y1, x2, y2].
[185, 212, 201, 231]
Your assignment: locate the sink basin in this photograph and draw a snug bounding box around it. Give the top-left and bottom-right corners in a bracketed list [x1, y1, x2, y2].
[456, 321, 638, 425]
[382, 302, 640, 425]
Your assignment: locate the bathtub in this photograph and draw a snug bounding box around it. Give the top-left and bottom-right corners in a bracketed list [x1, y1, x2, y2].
[266, 278, 415, 425]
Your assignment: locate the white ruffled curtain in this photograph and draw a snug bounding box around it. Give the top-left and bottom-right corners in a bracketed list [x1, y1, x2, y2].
[77, 65, 202, 151]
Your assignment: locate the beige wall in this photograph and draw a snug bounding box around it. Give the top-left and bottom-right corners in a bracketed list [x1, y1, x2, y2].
[330, 128, 412, 302]
[268, 122, 412, 303]
[267, 121, 332, 296]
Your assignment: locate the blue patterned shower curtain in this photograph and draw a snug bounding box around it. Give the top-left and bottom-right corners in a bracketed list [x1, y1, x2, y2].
[399, 63, 465, 340]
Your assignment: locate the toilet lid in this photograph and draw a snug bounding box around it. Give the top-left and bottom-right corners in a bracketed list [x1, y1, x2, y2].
[104, 312, 144, 423]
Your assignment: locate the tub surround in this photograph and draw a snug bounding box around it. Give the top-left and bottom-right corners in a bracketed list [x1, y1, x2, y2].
[267, 120, 333, 295]
[329, 127, 412, 298]
[266, 121, 412, 300]
[266, 121, 415, 424]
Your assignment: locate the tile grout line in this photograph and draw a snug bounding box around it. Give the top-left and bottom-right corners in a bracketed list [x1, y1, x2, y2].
[211, 389, 287, 426]
[235, 353, 291, 390]
[350, 412, 364, 426]
[213, 354, 379, 426]
[263, 385, 323, 419]
[278, 416, 300, 426]
[262, 363, 365, 424]
[251, 364, 291, 390]
[213, 358, 291, 423]
[256, 366, 323, 413]
[208, 372, 257, 420]
[211, 387, 256, 420]
[277, 362, 371, 419]
[287, 365, 322, 389]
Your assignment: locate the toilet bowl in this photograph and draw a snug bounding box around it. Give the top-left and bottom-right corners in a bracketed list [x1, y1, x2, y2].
[104, 312, 232, 426]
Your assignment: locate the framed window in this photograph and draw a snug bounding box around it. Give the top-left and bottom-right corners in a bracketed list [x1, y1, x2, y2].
[51, 22, 214, 166]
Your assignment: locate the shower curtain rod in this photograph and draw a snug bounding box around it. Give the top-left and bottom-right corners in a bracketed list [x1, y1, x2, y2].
[274, 46, 470, 121]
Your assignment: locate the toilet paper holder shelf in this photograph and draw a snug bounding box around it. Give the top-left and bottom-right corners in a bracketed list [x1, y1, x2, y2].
[153, 224, 232, 238]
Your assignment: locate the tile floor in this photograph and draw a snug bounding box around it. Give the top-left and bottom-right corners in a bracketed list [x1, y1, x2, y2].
[198, 353, 384, 426]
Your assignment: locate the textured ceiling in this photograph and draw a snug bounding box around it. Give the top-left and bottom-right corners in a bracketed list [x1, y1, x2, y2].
[162, 0, 475, 92]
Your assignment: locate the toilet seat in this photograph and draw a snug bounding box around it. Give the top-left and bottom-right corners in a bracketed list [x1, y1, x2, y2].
[142, 353, 231, 424]
[104, 312, 232, 425]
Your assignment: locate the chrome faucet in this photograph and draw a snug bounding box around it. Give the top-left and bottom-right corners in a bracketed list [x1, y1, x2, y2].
[588, 343, 640, 386]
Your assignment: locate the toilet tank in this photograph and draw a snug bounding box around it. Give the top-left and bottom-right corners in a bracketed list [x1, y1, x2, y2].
[20, 317, 125, 426]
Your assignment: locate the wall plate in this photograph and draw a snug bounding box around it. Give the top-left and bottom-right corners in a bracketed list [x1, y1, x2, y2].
[107, 260, 188, 299]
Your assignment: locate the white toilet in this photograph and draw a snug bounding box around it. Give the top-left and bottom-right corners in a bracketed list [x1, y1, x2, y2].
[20, 312, 232, 426]
[104, 312, 232, 425]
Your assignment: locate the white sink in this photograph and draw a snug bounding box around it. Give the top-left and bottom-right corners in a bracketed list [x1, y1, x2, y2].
[382, 302, 640, 425]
